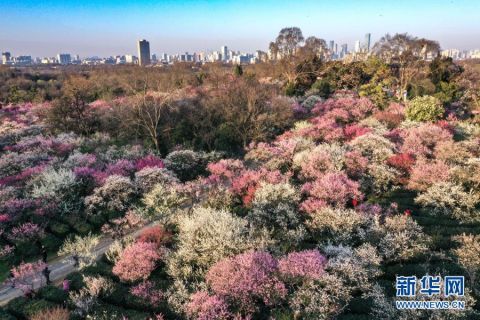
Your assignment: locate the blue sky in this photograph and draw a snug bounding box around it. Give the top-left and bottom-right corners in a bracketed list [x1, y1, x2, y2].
[1, 0, 479, 57]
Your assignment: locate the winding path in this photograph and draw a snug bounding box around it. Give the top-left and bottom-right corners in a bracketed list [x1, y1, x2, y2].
[0, 222, 155, 306]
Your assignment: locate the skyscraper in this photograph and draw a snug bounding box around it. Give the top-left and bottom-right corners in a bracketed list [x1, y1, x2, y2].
[137, 39, 151, 66]
[364, 33, 371, 52]
[341, 44, 348, 57]
[329, 41, 334, 52]
[221, 45, 228, 61]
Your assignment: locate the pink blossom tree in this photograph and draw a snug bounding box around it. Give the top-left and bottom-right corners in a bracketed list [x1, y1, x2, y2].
[301, 172, 362, 211]
[130, 280, 163, 305]
[186, 291, 233, 320]
[10, 260, 47, 294]
[206, 251, 286, 312]
[278, 250, 327, 281]
[112, 241, 162, 282]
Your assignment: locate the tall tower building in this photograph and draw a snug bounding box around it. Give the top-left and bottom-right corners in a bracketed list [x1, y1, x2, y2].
[137, 39, 151, 66]
[329, 41, 334, 52]
[364, 33, 371, 52]
[221, 45, 228, 61]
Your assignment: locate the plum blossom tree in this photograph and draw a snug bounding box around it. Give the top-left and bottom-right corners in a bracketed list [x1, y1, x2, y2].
[415, 182, 479, 222]
[408, 159, 450, 191]
[130, 280, 164, 305]
[278, 250, 327, 281]
[113, 241, 162, 282]
[248, 182, 305, 252]
[58, 233, 100, 269]
[166, 207, 257, 281]
[186, 291, 232, 320]
[10, 260, 47, 294]
[205, 251, 287, 313]
[301, 172, 362, 210]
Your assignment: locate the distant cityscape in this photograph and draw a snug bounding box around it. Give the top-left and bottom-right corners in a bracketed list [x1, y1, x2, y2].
[2, 33, 480, 67]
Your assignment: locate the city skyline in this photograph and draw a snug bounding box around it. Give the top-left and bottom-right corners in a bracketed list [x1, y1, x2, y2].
[1, 0, 480, 57]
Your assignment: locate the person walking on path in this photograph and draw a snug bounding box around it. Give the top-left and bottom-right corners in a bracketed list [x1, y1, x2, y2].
[42, 266, 51, 285]
[41, 245, 48, 263]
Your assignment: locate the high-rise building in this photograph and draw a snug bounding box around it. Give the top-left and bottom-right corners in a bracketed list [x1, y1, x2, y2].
[354, 40, 361, 53]
[137, 39, 151, 66]
[221, 46, 228, 61]
[329, 41, 334, 52]
[2, 52, 11, 65]
[57, 53, 72, 65]
[364, 33, 371, 52]
[341, 44, 348, 57]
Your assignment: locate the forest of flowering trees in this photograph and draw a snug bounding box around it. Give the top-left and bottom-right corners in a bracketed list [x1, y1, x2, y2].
[0, 28, 480, 319]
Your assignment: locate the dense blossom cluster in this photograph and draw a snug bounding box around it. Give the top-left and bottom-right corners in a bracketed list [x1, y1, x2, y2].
[1, 85, 479, 319]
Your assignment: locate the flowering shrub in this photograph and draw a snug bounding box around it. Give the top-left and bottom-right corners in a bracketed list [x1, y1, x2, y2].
[349, 133, 395, 163]
[323, 244, 382, 292]
[415, 182, 479, 222]
[248, 182, 305, 251]
[8, 222, 44, 242]
[142, 182, 187, 223]
[167, 207, 255, 281]
[31, 167, 80, 213]
[135, 154, 165, 171]
[105, 159, 135, 176]
[207, 159, 245, 181]
[374, 215, 429, 262]
[135, 167, 179, 193]
[374, 102, 405, 128]
[11, 260, 47, 293]
[165, 150, 205, 181]
[130, 280, 164, 305]
[343, 124, 371, 141]
[289, 273, 351, 320]
[136, 225, 172, 247]
[186, 291, 232, 320]
[113, 241, 162, 282]
[302, 172, 362, 210]
[230, 168, 284, 205]
[58, 233, 100, 269]
[387, 153, 415, 174]
[306, 207, 371, 244]
[408, 159, 450, 191]
[279, 250, 327, 281]
[206, 251, 286, 312]
[312, 97, 377, 123]
[293, 144, 345, 180]
[400, 123, 453, 157]
[63, 152, 97, 169]
[85, 175, 136, 217]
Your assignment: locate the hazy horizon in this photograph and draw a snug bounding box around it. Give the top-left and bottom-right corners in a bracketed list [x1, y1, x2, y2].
[1, 0, 480, 57]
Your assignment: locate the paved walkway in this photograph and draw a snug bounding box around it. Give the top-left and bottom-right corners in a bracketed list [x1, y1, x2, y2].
[0, 223, 155, 306]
